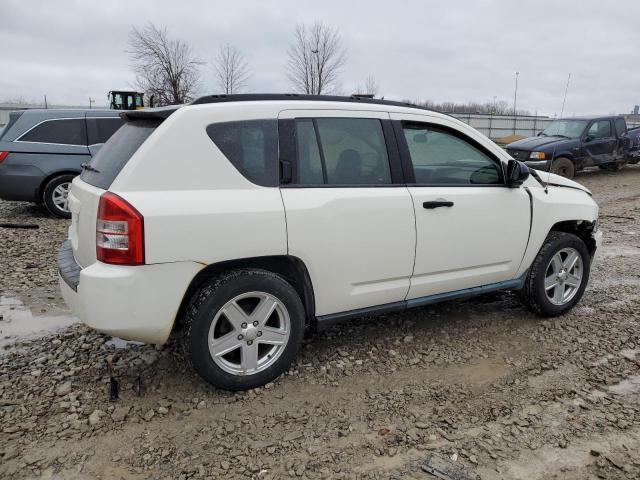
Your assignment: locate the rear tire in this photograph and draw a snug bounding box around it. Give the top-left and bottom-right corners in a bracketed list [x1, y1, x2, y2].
[519, 232, 590, 317]
[42, 174, 75, 218]
[550, 157, 575, 179]
[182, 269, 305, 391]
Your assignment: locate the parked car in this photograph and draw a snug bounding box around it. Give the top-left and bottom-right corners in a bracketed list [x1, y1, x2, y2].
[0, 109, 124, 217]
[58, 94, 602, 391]
[506, 115, 636, 178]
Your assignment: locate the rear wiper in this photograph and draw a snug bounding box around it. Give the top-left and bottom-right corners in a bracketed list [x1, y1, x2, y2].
[81, 162, 100, 173]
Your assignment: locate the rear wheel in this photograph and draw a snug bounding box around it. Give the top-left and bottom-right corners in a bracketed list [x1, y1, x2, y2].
[43, 174, 75, 218]
[182, 269, 305, 391]
[520, 232, 590, 317]
[550, 157, 575, 179]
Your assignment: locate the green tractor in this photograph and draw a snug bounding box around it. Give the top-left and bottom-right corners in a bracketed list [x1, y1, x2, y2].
[109, 91, 145, 110]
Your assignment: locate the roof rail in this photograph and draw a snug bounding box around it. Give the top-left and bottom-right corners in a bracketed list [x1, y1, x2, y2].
[190, 93, 437, 113]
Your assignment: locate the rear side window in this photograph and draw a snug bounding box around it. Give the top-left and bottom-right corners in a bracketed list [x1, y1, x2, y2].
[293, 118, 392, 185]
[80, 120, 159, 189]
[87, 117, 124, 145]
[19, 118, 87, 145]
[615, 118, 627, 137]
[206, 120, 278, 187]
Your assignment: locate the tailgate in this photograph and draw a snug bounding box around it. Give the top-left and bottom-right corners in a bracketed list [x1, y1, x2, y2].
[68, 178, 105, 268]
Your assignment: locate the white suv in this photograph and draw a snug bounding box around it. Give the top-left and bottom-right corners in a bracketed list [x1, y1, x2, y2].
[58, 94, 602, 390]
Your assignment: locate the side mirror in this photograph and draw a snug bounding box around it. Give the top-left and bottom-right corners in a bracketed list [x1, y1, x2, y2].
[584, 136, 592, 143]
[506, 159, 530, 187]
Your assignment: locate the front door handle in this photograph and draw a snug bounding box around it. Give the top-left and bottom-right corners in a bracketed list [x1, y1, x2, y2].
[423, 200, 454, 209]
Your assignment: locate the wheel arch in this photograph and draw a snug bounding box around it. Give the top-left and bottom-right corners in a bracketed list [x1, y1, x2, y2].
[174, 255, 316, 332]
[549, 219, 597, 257]
[38, 170, 80, 203]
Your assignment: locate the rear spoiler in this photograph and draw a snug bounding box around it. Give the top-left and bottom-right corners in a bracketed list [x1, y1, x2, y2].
[119, 106, 179, 122]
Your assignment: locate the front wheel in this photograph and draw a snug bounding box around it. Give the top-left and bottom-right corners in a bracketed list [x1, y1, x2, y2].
[520, 232, 591, 317]
[182, 269, 305, 391]
[550, 157, 575, 179]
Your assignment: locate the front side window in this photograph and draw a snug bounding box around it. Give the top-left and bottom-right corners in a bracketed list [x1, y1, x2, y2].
[19, 118, 87, 145]
[206, 120, 278, 187]
[294, 118, 392, 185]
[403, 124, 502, 185]
[587, 120, 612, 139]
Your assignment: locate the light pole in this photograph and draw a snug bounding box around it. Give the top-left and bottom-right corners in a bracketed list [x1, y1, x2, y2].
[513, 71, 519, 116]
[513, 71, 519, 135]
[492, 95, 497, 115]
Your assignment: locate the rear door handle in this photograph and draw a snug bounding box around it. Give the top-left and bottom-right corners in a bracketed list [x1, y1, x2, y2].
[423, 200, 454, 209]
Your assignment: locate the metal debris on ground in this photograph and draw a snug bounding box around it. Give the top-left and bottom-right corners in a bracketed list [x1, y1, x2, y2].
[0, 223, 39, 229]
[421, 453, 480, 480]
[109, 377, 119, 402]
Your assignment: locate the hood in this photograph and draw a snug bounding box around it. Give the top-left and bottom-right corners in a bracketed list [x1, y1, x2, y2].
[507, 135, 573, 151]
[539, 172, 591, 195]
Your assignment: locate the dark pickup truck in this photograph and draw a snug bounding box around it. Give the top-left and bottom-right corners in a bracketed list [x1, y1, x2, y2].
[506, 115, 640, 178]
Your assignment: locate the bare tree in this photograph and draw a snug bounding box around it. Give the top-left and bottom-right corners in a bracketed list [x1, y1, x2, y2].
[127, 23, 202, 106]
[287, 22, 346, 95]
[214, 44, 250, 94]
[354, 75, 379, 97]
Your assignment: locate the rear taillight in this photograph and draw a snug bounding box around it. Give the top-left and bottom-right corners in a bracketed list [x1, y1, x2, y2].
[0, 151, 9, 163]
[96, 192, 144, 265]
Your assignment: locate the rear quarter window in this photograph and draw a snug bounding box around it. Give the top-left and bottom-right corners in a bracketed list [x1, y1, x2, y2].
[206, 120, 278, 187]
[19, 118, 87, 145]
[80, 120, 159, 190]
[87, 117, 125, 145]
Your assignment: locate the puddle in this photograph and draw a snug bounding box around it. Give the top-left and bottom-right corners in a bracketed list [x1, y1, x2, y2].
[620, 349, 639, 361]
[105, 337, 144, 349]
[0, 296, 78, 352]
[607, 375, 640, 395]
[598, 245, 640, 258]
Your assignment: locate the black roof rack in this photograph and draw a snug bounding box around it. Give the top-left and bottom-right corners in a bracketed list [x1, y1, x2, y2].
[121, 93, 442, 122]
[191, 93, 438, 113]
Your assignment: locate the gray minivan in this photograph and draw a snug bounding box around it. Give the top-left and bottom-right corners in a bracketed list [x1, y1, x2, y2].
[0, 109, 123, 217]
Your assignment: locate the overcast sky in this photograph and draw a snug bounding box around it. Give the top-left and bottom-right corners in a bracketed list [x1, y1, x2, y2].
[1, 0, 638, 116]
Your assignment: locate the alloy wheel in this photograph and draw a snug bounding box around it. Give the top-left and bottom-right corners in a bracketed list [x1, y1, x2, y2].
[207, 291, 290, 376]
[544, 247, 583, 305]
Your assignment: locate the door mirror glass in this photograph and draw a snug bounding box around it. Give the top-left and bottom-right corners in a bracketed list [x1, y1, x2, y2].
[506, 159, 530, 187]
[412, 133, 428, 143]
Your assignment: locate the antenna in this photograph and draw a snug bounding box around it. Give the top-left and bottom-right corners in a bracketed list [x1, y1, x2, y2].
[546, 73, 572, 188]
[560, 73, 571, 118]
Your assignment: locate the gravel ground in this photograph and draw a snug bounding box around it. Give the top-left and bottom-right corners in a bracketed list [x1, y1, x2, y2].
[1, 166, 640, 480]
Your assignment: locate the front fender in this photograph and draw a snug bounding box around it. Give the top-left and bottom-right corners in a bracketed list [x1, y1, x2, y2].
[517, 184, 599, 276]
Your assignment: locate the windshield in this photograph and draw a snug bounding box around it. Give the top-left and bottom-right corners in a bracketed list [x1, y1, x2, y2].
[541, 120, 588, 139]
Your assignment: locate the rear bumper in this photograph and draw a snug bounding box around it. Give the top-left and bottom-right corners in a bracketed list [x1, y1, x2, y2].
[58, 242, 202, 345]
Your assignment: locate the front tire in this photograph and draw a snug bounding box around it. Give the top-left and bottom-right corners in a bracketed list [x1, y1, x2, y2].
[520, 232, 590, 317]
[42, 174, 75, 218]
[550, 157, 575, 179]
[182, 269, 305, 391]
